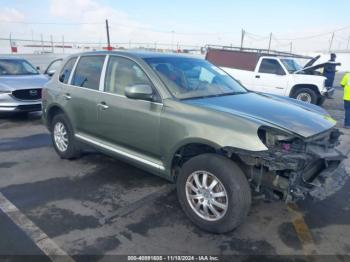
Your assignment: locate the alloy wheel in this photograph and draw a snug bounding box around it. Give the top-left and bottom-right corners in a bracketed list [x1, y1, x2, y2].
[53, 122, 68, 152]
[185, 171, 228, 221]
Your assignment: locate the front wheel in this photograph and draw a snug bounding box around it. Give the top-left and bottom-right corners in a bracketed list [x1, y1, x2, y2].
[291, 88, 318, 104]
[177, 154, 251, 233]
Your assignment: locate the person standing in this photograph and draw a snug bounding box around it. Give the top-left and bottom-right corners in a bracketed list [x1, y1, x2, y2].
[340, 72, 350, 128]
[323, 53, 341, 88]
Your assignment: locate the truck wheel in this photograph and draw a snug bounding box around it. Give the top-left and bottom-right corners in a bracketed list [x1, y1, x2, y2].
[317, 96, 326, 106]
[51, 113, 81, 159]
[292, 88, 318, 104]
[177, 154, 251, 233]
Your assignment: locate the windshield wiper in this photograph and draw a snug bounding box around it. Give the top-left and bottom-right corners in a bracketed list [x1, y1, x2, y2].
[181, 91, 246, 100]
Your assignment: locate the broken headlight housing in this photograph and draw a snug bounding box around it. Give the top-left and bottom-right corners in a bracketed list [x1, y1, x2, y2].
[258, 127, 296, 149]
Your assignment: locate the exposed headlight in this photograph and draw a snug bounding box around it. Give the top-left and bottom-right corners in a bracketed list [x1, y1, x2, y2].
[258, 127, 295, 149]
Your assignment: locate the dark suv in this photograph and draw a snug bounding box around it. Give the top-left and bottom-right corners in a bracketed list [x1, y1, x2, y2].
[42, 51, 347, 233]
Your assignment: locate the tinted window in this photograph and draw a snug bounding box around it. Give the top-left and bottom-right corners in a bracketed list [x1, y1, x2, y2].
[0, 59, 38, 76]
[105, 56, 152, 95]
[259, 59, 285, 75]
[71, 56, 105, 90]
[145, 57, 246, 100]
[59, 57, 77, 84]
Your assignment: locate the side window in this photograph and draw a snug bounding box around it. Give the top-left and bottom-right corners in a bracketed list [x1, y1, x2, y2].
[105, 56, 153, 96]
[71, 56, 105, 90]
[259, 59, 285, 75]
[59, 57, 77, 84]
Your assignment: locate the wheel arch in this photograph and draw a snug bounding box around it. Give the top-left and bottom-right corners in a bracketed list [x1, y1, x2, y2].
[46, 104, 69, 130]
[167, 138, 224, 180]
[289, 84, 321, 97]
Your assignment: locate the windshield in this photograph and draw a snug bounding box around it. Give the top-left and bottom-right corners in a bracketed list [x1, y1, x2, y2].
[280, 58, 303, 73]
[0, 59, 39, 76]
[144, 57, 247, 99]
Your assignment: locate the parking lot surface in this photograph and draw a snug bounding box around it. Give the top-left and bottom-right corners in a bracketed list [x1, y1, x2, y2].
[0, 86, 349, 260]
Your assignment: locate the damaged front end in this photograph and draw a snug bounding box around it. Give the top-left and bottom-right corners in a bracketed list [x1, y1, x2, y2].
[224, 127, 348, 202]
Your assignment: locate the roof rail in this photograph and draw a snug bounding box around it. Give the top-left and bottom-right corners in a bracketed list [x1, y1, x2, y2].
[205, 44, 312, 59]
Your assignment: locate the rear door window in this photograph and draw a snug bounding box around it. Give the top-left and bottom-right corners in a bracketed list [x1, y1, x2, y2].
[71, 56, 105, 90]
[59, 57, 77, 84]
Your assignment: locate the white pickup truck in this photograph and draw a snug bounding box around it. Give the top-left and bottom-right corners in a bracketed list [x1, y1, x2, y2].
[206, 47, 334, 105]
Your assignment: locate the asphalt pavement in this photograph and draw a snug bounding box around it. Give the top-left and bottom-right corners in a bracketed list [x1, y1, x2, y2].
[0, 87, 349, 261]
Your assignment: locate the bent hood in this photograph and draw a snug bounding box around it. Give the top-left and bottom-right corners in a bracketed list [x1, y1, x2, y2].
[0, 74, 49, 92]
[183, 92, 336, 138]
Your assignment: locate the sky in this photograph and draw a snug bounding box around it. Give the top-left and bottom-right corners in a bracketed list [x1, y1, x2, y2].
[0, 0, 350, 52]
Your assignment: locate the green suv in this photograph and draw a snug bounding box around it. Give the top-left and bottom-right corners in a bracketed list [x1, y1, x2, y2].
[42, 51, 347, 233]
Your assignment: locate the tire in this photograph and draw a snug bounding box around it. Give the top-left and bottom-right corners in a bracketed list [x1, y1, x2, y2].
[317, 96, 326, 106]
[177, 153, 251, 233]
[291, 88, 318, 104]
[51, 113, 80, 159]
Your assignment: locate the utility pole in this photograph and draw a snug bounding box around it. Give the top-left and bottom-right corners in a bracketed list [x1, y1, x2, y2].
[329, 32, 334, 52]
[240, 29, 245, 50]
[290, 42, 293, 53]
[268, 32, 272, 52]
[105, 19, 111, 50]
[347, 35, 350, 50]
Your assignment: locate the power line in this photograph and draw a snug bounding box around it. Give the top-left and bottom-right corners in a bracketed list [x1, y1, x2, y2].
[0, 20, 104, 25]
[275, 25, 350, 41]
[0, 19, 239, 36]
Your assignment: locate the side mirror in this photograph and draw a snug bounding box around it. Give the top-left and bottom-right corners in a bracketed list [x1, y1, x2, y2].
[125, 84, 154, 101]
[36, 66, 40, 70]
[47, 69, 56, 77]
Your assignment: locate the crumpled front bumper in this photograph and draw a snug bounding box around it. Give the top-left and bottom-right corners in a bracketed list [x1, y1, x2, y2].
[308, 162, 348, 200]
[224, 128, 348, 202]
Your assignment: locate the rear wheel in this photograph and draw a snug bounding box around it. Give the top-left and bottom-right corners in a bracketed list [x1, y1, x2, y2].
[291, 88, 318, 104]
[51, 113, 80, 159]
[177, 154, 251, 233]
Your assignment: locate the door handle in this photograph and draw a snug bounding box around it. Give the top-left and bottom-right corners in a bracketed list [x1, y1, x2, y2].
[97, 102, 109, 110]
[255, 75, 260, 79]
[64, 93, 71, 100]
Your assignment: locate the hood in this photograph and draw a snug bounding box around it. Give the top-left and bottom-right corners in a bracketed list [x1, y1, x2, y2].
[0, 74, 49, 92]
[303, 55, 321, 68]
[183, 92, 335, 138]
[291, 73, 326, 83]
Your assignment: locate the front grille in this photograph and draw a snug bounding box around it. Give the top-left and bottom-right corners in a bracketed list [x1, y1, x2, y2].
[16, 104, 41, 111]
[12, 89, 42, 100]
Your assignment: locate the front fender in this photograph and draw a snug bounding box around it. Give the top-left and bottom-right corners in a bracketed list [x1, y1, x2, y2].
[160, 100, 268, 174]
